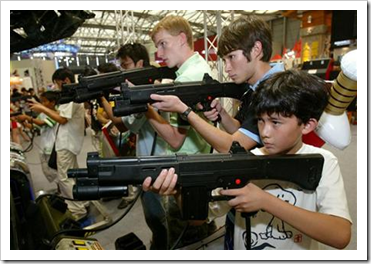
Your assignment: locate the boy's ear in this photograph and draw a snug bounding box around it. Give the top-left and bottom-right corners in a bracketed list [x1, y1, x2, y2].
[251, 41, 263, 59]
[302, 118, 318, 135]
[135, 59, 144, 68]
[179, 32, 188, 47]
[63, 77, 72, 84]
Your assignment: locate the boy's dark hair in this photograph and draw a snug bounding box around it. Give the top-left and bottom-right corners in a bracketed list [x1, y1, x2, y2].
[217, 15, 272, 62]
[251, 69, 329, 124]
[82, 66, 98, 77]
[97, 63, 119, 73]
[40, 91, 59, 104]
[52, 68, 75, 83]
[116, 43, 150, 67]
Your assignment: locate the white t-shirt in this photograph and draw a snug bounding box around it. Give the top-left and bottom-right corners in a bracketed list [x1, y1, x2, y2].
[208, 144, 352, 250]
[55, 102, 85, 155]
[36, 112, 57, 154]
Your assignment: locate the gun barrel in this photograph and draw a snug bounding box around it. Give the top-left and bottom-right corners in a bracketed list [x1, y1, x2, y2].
[73, 185, 128, 200]
[68, 169, 89, 178]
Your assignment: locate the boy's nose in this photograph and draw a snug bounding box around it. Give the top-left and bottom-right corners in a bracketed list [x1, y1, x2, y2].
[224, 62, 231, 72]
[157, 49, 164, 58]
[260, 124, 271, 138]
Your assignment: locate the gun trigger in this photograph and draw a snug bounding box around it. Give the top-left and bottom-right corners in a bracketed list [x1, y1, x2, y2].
[201, 101, 212, 112]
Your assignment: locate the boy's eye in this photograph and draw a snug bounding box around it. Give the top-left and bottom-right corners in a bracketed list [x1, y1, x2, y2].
[257, 118, 264, 124]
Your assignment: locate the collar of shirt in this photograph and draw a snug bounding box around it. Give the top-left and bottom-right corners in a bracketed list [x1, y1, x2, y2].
[175, 52, 201, 78]
[250, 62, 285, 91]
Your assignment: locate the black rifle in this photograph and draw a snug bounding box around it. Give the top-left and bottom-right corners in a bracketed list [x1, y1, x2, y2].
[58, 66, 177, 104]
[112, 73, 248, 116]
[10, 95, 33, 103]
[68, 143, 324, 220]
[10, 111, 22, 117]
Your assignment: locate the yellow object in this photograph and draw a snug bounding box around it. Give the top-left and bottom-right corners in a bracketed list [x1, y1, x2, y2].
[72, 240, 86, 246]
[311, 41, 318, 59]
[302, 42, 311, 62]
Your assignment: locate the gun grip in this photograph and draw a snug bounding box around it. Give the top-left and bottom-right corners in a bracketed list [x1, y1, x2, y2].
[241, 211, 258, 218]
[181, 186, 209, 220]
[200, 101, 221, 123]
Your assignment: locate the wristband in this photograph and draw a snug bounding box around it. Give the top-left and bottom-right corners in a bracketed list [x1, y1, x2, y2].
[180, 107, 193, 121]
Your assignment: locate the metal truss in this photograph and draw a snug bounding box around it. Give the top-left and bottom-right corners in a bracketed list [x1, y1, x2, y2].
[61, 10, 282, 57]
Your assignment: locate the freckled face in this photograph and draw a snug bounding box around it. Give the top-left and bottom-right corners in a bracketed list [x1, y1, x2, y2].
[153, 29, 183, 68]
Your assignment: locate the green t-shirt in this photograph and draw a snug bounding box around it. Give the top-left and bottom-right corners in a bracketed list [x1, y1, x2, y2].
[167, 53, 212, 155]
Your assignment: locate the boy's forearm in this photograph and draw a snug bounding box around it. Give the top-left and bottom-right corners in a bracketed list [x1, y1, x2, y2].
[263, 193, 351, 249]
[40, 107, 67, 124]
[145, 106, 186, 149]
[186, 111, 235, 153]
[100, 97, 127, 131]
[218, 109, 241, 134]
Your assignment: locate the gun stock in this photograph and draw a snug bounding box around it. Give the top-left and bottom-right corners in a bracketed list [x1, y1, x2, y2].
[112, 73, 247, 116]
[68, 145, 324, 220]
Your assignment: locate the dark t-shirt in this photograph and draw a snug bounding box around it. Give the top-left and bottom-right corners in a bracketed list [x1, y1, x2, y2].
[234, 88, 262, 148]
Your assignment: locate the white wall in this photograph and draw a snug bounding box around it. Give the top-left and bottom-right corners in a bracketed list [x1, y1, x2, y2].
[10, 59, 56, 92]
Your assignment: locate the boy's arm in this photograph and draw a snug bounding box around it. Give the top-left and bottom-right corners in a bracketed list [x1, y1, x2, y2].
[265, 194, 351, 249]
[29, 102, 68, 124]
[151, 94, 256, 153]
[145, 105, 187, 150]
[96, 109, 110, 126]
[16, 114, 45, 127]
[99, 96, 127, 132]
[221, 184, 352, 249]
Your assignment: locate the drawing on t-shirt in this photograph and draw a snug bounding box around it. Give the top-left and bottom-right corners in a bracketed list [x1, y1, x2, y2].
[244, 183, 297, 250]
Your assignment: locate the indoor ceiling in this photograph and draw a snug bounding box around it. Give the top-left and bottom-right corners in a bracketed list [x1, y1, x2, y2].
[62, 10, 285, 56]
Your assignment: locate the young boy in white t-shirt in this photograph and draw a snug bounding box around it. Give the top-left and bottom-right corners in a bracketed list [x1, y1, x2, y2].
[143, 69, 352, 250]
[16, 91, 59, 183]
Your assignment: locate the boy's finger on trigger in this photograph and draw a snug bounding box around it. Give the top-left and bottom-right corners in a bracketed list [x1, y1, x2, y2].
[196, 102, 203, 110]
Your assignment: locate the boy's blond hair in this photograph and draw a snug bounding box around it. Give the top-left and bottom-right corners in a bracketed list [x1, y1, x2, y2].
[151, 15, 194, 49]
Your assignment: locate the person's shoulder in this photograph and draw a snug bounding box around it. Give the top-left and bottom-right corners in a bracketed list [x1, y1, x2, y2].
[181, 64, 211, 82]
[73, 102, 85, 109]
[300, 144, 338, 161]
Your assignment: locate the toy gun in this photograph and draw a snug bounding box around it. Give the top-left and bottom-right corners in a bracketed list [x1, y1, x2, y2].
[58, 66, 177, 104]
[112, 73, 248, 116]
[10, 96, 37, 117]
[68, 143, 324, 220]
[10, 111, 22, 117]
[10, 95, 33, 103]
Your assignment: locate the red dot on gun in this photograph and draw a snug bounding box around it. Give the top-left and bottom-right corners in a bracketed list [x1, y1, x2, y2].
[235, 179, 241, 185]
